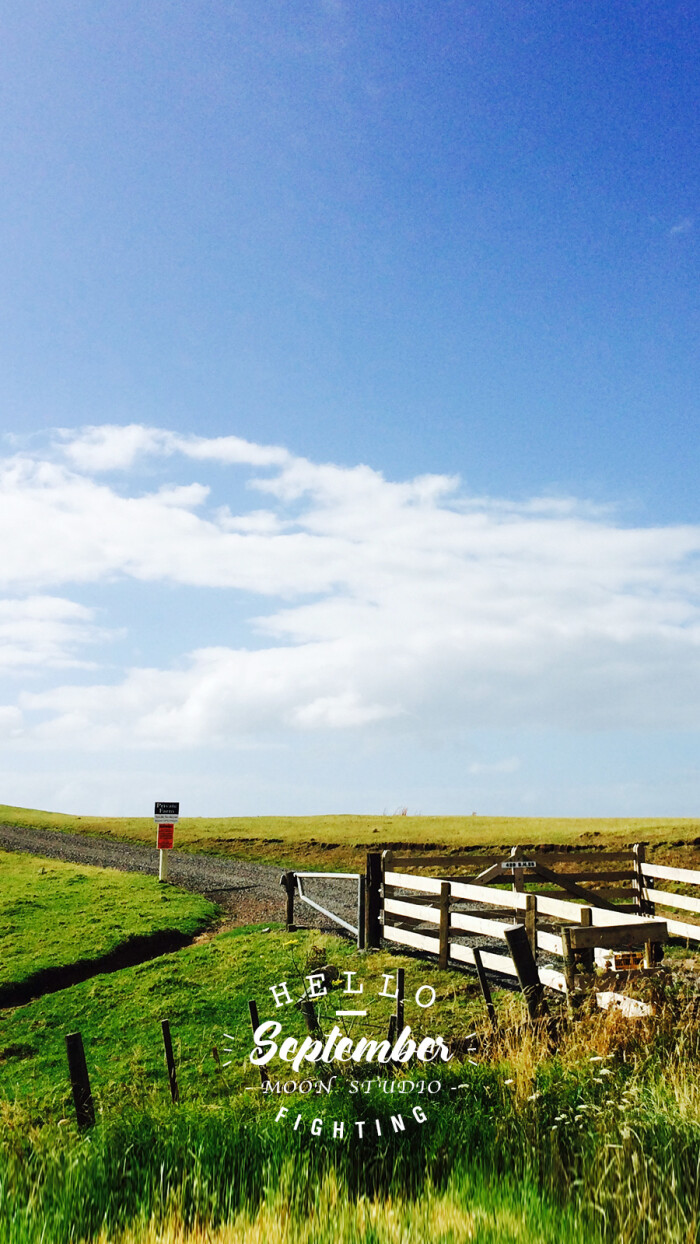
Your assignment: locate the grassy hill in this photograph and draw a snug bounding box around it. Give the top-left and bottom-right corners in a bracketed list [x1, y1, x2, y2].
[2, 803, 700, 871]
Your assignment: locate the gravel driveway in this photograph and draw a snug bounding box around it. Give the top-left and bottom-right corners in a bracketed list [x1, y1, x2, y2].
[0, 824, 359, 935]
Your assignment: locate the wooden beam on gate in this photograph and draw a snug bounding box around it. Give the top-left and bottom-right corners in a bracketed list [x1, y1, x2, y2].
[568, 920, 668, 951]
[472, 861, 508, 885]
[532, 861, 621, 912]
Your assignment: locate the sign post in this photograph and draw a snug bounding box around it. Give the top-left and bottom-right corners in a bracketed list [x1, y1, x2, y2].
[154, 802, 179, 883]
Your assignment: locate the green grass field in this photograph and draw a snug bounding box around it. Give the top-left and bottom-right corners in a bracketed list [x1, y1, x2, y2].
[4, 810, 700, 1241]
[0, 850, 216, 1004]
[2, 802, 700, 872]
[0, 923, 492, 1111]
[2, 918, 700, 1242]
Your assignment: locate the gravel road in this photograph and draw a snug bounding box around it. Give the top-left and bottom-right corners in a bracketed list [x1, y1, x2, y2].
[0, 824, 359, 934]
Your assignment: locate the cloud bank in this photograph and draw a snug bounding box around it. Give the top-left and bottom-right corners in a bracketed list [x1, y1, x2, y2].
[3, 424, 700, 749]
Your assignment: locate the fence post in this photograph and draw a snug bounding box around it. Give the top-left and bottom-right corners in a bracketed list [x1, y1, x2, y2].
[633, 844, 653, 916]
[365, 853, 382, 949]
[357, 876, 366, 950]
[65, 1031, 95, 1129]
[510, 845, 524, 893]
[561, 927, 576, 992]
[579, 907, 594, 974]
[503, 924, 548, 1021]
[280, 872, 296, 930]
[439, 882, 451, 969]
[161, 1019, 180, 1103]
[248, 1000, 270, 1085]
[525, 894, 537, 955]
[396, 967, 405, 1032]
[387, 971, 404, 1045]
[300, 997, 321, 1033]
[472, 947, 498, 1031]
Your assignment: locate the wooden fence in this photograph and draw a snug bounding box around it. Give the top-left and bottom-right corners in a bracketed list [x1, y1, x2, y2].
[379, 844, 700, 945]
[638, 851, 700, 942]
[380, 863, 667, 995]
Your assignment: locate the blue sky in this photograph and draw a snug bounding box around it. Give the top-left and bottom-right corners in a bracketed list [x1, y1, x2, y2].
[1, 2, 700, 816]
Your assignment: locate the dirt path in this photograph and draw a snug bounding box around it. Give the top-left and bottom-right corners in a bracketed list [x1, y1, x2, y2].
[0, 823, 358, 933]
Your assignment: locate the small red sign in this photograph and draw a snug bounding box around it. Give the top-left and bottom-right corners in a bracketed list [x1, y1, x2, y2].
[157, 823, 174, 850]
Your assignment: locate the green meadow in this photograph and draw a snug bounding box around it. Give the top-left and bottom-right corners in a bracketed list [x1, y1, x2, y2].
[2, 914, 700, 1241]
[2, 802, 700, 871]
[3, 820, 700, 1241]
[0, 850, 216, 1004]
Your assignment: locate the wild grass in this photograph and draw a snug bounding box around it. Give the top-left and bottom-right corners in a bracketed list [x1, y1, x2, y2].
[2, 923, 700, 1241]
[4, 993, 700, 1244]
[0, 850, 216, 996]
[91, 1170, 588, 1243]
[2, 801, 700, 871]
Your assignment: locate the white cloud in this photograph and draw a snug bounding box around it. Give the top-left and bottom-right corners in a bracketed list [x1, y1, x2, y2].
[669, 217, 694, 236]
[58, 424, 172, 470]
[5, 424, 700, 746]
[57, 424, 291, 472]
[0, 706, 23, 738]
[0, 596, 111, 671]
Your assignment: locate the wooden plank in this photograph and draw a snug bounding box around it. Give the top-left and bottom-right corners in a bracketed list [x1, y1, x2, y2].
[589, 897, 636, 909]
[383, 891, 439, 908]
[533, 862, 620, 911]
[450, 910, 510, 939]
[389, 854, 499, 868]
[643, 861, 700, 886]
[539, 967, 567, 993]
[385, 897, 440, 924]
[384, 870, 443, 895]
[534, 850, 631, 863]
[452, 905, 524, 919]
[665, 917, 700, 941]
[564, 871, 635, 883]
[536, 929, 564, 955]
[589, 907, 662, 928]
[568, 921, 667, 950]
[534, 893, 587, 921]
[450, 880, 528, 910]
[448, 941, 519, 977]
[596, 992, 652, 1018]
[473, 862, 511, 884]
[383, 925, 441, 954]
[646, 888, 700, 916]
